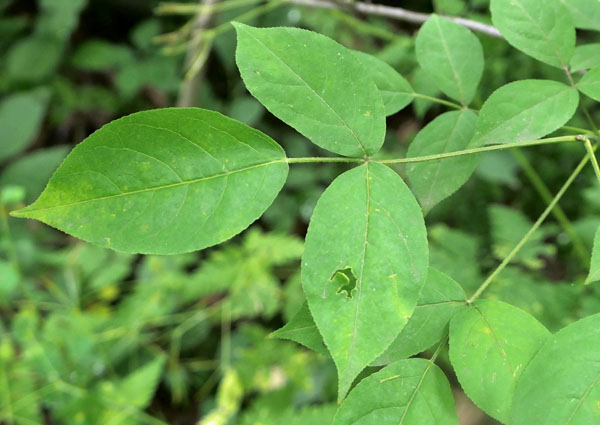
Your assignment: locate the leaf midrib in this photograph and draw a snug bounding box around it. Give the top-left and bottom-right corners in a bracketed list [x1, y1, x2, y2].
[15, 159, 285, 215]
[343, 164, 371, 389]
[434, 17, 466, 104]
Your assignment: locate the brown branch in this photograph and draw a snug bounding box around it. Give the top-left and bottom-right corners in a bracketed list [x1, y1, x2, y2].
[177, 0, 219, 107]
[285, 0, 503, 38]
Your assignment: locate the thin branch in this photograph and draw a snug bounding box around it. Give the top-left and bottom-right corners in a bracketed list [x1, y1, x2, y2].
[378, 135, 584, 165]
[584, 138, 600, 185]
[510, 149, 589, 267]
[468, 146, 596, 303]
[287, 156, 365, 164]
[177, 0, 219, 107]
[284, 0, 503, 38]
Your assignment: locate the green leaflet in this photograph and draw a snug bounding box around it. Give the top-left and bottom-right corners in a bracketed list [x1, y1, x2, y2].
[570, 44, 600, 72]
[332, 358, 458, 425]
[577, 66, 600, 102]
[12, 108, 288, 255]
[559, 0, 600, 31]
[302, 162, 428, 400]
[407, 110, 478, 214]
[449, 299, 551, 423]
[491, 0, 575, 68]
[586, 225, 600, 284]
[374, 268, 466, 366]
[269, 302, 328, 355]
[352, 51, 413, 116]
[233, 23, 386, 158]
[472, 80, 579, 147]
[415, 15, 484, 105]
[512, 313, 600, 425]
[0, 90, 49, 162]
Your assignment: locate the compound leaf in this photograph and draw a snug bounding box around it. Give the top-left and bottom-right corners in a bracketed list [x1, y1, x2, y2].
[472, 80, 579, 147]
[353, 50, 414, 116]
[407, 109, 478, 213]
[577, 66, 600, 102]
[416, 15, 484, 105]
[512, 313, 600, 425]
[12, 108, 288, 255]
[234, 23, 385, 157]
[374, 268, 467, 365]
[303, 162, 428, 400]
[491, 0, 575, 68]
[332, 358, 458, 425]
[449, 299, 551, 423]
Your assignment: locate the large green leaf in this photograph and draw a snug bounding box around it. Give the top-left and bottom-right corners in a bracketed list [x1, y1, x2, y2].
[12, 108, 288, 254]
[472, 80, 579, 147]
[491, 0, 575, 68]
[449, 299, 551, 423]
[512, 313, 600, 425]
[352, 51, 413, 116]
[407, 110, 477, 213]
[577, 66, 600, 102]
[559, 0, 600, 31]
[374, 268, 466, 365]
[586, 225, 600, 284]
[415, 15, 484, 105]
[234, 23, 385, 157]
[0, 91, 49, 162]
[302, 162, 428, 400]
[332, 358, 458, 425]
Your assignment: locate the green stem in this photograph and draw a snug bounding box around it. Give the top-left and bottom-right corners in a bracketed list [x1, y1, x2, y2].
[287, 136, 587, 165]
[468, 147, 595, 303]
[511, 149, 589, 267]
[287, 156, 366, 164]
[410, 93, 462, 110]
[378, 135, 584, 164]
[585, 138, 600, 185]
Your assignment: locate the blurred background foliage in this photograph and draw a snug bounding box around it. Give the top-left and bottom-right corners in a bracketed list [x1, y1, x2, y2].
[0, 0, 599, 424]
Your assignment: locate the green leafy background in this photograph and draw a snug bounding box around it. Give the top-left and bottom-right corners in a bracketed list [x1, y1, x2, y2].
[2, 0, 600, 424]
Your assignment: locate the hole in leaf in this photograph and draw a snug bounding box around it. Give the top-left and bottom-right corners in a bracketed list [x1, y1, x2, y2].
[330, 267, 358, 299]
